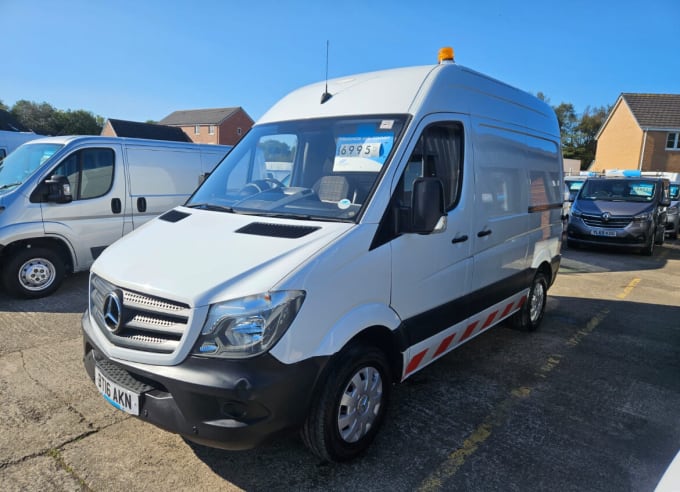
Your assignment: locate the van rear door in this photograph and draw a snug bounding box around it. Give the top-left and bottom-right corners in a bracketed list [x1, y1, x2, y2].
[40, 143, 126, 267]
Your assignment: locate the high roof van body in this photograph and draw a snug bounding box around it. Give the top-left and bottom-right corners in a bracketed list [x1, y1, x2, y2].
[82, 50, 563, 461]
[0, 130, 42, 160]
[0, 136, 230, 297]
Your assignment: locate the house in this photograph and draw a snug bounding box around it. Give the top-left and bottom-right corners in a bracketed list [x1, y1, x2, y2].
[101, 118, 192, 142]
[159, 107, 253, 146]
[591, 93, 680, 173]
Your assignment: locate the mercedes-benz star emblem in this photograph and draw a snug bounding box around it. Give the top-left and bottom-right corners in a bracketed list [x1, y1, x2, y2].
[103, 291, 123, 334]
[602, 212, 611, 222]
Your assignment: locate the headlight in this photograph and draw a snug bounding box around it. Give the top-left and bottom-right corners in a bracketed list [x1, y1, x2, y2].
[570, 207, 582, 218]
[633, 212, 652, 222]
[193, 290, 305, 359]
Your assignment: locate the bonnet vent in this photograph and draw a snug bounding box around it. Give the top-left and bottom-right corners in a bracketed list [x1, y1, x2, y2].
[236, 222, 320, 239]
[159, 210, 191, 223]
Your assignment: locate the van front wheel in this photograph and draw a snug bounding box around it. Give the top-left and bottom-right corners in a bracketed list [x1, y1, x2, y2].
[2, 247, 65, 298]
[511, 272, 548, 331]
[301, 343, 391, 462]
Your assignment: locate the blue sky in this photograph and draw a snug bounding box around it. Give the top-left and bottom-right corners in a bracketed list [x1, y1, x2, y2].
[2, 0, 678, 124]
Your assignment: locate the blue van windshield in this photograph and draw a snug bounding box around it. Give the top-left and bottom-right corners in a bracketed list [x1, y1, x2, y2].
[579, 179, 656, 202]
[670, 184, 679, 200]
[187, 116, 406, 221]
[0, 143, 62, 192]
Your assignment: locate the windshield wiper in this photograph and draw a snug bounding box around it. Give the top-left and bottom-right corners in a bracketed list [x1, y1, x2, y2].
[0, 182, 22, 190]
[257, 211, 353, 222]
[186, 203, 234, 213]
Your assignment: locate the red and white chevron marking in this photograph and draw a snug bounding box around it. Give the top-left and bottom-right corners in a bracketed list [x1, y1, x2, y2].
[401, 290, 529, 380]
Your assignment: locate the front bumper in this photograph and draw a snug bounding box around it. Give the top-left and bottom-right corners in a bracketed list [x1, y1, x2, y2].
[566, 218, 652, 249]
[82, 312, 328, 450]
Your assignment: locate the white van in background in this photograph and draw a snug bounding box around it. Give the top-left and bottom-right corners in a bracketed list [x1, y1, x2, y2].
[0, 130, 42, 161]
[82, 48, 563, 461]
[0, 136, 231, 297]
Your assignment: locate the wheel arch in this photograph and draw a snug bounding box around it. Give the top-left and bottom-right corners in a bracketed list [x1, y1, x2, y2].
[0, 237, 75, 274]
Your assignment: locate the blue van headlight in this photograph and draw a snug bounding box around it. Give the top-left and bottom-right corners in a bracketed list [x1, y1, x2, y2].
[193, 291, 305, 359]
[633, 212, 652, 222]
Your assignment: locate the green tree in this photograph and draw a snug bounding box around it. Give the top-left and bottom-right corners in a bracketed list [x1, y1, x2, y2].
[11, 100, 58, 134]
[55, 109, 103, 135]
[539, 94, 611, 169]
[0, 99, 8, 111]
[259, 139, 293, 161]
[10, 100, 103, 135]
[570, 105, 610, 168]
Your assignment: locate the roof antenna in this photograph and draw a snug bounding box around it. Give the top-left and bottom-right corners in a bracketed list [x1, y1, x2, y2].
[320, 40, 332, 104]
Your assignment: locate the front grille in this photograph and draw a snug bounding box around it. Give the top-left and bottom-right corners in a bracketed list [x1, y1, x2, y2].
[90, 274, 191, 354]
[581, 213, 632, 228]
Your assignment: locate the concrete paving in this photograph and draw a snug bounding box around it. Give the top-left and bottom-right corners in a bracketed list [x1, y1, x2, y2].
[1, 240, 679, 491]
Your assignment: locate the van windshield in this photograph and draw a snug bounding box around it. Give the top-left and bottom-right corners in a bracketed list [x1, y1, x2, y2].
[579, 179, 656, 202]
[188, 116, 406, 221]
[0, 143, 62, 193]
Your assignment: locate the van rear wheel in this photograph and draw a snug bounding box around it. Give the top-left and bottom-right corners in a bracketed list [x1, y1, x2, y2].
[301, 343, 391, 462]
[2, 247, 65, 298]
[510, 272, 548, 332]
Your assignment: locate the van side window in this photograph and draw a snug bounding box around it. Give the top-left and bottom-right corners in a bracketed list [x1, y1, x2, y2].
[529, 171, 562, 210]
[479, 168, 522, 216]
[398, 123, 463, 211]
[52, 148, 114, 200]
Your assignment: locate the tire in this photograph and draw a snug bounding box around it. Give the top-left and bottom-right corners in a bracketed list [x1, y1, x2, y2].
[1, 247, 65, 298]
[671, 221, 679, 240]
[641, 228, 655, 256]
[301, 343, 391, 462]
[510, 272, 548, 332]
[655, 223, 665, 245]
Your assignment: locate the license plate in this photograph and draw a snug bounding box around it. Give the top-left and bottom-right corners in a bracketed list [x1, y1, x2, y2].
[94, 365, 140, 415]
[591, 229, 616, 237]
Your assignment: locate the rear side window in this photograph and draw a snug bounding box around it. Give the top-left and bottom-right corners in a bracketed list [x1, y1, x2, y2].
[52, 148, 114, 200]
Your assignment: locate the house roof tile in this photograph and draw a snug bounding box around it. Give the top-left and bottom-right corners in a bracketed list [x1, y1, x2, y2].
[622, 93, 680, 128]
[104, 119, 192, 142]
[159, 107, 243, 126]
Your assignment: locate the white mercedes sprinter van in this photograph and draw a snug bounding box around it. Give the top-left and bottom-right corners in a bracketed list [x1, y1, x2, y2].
[82, 48, 563, 462]
[0, 136, 230, 298]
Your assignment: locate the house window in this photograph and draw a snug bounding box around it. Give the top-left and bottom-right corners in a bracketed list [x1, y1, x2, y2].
[666, 132, 680, 150]
[194, 125, 200, 135]
[237, 127, 242, 136]
[209, 125, 215, 135]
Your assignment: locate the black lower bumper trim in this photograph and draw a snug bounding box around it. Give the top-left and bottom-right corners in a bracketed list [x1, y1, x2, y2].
[82, 327, 329, 450]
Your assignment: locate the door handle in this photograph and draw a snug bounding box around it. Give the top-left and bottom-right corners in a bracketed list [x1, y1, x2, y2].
[111, 198, 122, 214]
[477, 229, 492, 238]
[451, 235, 468, 244]
[137, 197, 147, 213]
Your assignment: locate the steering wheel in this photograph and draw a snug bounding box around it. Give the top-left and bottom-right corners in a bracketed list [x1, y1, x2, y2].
[239, 178, 285, 195]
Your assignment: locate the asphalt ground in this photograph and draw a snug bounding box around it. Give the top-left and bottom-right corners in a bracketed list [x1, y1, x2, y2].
[1, 239, 679, 491]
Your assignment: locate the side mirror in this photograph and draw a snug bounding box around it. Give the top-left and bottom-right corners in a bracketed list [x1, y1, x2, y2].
[411, 177, 445, 234]
[46, 175, 73, 203]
